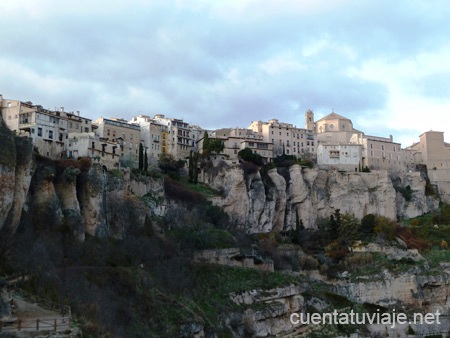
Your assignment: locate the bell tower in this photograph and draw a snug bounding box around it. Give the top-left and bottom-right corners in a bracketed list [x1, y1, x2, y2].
[305, 109, 314, 131]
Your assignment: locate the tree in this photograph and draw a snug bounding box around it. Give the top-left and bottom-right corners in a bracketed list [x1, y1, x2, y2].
[338, 213, 360, 244]
[361, 214, 376, 234]
[144, 150, 148, 172]
[238, 147, 263, 166]
[202, 131, 224, 157]
[188, 150, 200, 184]
[202, 131, 210, 157]
[138, 143, 144, 171]
[158, 153, 185, 174]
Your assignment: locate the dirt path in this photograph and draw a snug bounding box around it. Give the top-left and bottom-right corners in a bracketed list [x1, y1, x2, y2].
[1, 292, 70, 332]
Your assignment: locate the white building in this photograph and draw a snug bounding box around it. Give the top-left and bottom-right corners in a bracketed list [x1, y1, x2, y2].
[317, 144, 362, 171]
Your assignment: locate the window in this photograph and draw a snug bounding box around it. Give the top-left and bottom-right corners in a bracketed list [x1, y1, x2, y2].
[382, 144, 385, 151]
[48, 130, 53, 139]
[31, 128, 34, 134]
[38, 128, 42, 137]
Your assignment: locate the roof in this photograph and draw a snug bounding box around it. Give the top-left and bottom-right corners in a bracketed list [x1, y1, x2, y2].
[316, 112, 352, 123]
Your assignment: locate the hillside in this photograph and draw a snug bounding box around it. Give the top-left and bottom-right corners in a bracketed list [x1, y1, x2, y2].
[2, 129, 450, 337]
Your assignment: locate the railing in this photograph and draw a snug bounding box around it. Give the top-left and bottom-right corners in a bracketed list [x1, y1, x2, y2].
[0, 288, 72, 333]
[0, 316, 70, 333]
[14, 288, 71, 316]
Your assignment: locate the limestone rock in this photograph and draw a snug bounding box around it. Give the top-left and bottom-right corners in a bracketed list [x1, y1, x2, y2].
[202, 163, 439, 233]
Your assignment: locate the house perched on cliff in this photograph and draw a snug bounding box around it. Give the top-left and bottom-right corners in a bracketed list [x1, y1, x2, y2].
[311, 111, 404, 171]
[197, 127, 273, 163]
[0, 95, 92, 159]
[247, 112, 315, 158]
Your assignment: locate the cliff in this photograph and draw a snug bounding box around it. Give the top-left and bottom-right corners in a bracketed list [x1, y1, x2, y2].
[0, 123, 163, 247]
[201, 161, 439, 233]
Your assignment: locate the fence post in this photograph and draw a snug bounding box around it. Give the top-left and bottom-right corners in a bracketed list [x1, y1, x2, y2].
[0, 320, 3, 332]
[36, 318, 39, 331]
[54, 318, 57, 331]
[18, 319, 21, 331]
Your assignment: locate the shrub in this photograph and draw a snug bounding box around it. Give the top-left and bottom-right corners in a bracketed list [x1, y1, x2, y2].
[240, 160, 260, 176]
[164, 177, 205, 205]
[361, 214, 376, 234]
[398, 185, 413, 201]
[238, 148, 263, 166]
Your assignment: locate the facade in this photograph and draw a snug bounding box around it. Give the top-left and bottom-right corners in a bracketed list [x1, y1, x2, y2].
[313, 111, 404, 171]
[93, 117, 141, 168]
[66, 132, 119, 169]
[247, 112, 315, 158]
[317, 144, 362, 171]
[129, 115, 168, 163]
[152, 114, 202, 159]
[405, 131, 450, 202]
[197, 127, 273, 163]
[0, 95, 92, 159]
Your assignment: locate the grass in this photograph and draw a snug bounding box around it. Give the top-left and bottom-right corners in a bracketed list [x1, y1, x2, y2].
[340, 252, 421, 279]
[423, 246, 450, 269]
[177, 175, 221, 198]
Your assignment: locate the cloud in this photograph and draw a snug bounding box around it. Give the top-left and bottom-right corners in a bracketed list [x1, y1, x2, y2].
[1, 0, 450, 147]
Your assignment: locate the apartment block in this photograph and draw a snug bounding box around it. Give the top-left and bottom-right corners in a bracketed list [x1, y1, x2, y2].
[0, 95, 92, 159]
[152, 114, 201, 159]
[247, 114, 315, 158]
[93, 117, 141, 168]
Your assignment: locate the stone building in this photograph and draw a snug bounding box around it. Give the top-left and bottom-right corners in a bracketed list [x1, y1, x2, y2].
[66, 132, 119, 169]
[405, 131, 450, 202]
[313, 111, 404, 171]
[0, 95, 92, 159]
[247, 112, 315, 158]
[93, 117, 141, 168]
[197, 127, 273, 163]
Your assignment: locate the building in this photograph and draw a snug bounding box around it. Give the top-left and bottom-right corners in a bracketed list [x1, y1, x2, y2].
[197, 127, 273, 163]
[405, 131, 450, 203]
[247, 111, 315, 158]
[93, 117, 141, 168]
[66, 132, 119, 169]
[129, 115, 168, 163]
[0, 95, 92, 159]
[313, 111, 403, 171]
[317, 144, 362, 171]
[152, 114, 201, 159]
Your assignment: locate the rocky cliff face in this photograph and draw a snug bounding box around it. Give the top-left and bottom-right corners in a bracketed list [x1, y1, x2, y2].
[0, 125, 441, 246]
[202, 162, 439, 233]
[0, 125, 163, 245]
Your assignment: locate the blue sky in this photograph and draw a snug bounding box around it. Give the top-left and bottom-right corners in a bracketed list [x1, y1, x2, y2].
[1, 0, 450, 146]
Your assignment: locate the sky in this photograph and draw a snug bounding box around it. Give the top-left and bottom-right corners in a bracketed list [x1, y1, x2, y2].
[1, 0, 450, 147]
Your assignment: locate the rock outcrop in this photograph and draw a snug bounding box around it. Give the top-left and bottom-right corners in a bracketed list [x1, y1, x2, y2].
[227, 285, 305, 337]
[202, 163, 439, 233]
